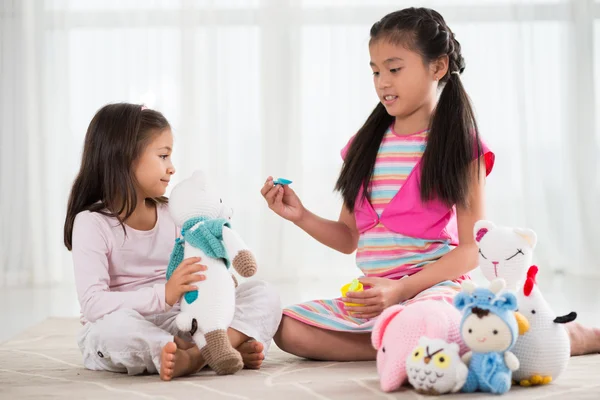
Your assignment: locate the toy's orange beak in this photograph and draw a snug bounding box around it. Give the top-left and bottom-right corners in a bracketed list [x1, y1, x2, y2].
[515, 311, 530, 335]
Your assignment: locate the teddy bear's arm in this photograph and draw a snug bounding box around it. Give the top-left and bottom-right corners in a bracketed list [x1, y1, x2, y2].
[222, 226, 248, 255]
[222, 226, 257, 277]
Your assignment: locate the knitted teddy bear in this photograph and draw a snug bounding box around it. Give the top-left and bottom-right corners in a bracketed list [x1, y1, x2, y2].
[166, 170, 258, 375]
[512, 265, 576, 386]
[372, 299, 467, 392]
[474, 220, 537, 290]
[453, 279, 529, 394]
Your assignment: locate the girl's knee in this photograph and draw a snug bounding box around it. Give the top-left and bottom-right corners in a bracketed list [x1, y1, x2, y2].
[80, 309, 147, 373]
[274, 316, 310, 357]
[239, 280, 282, 317]
[102, 308, 144, 327]
[89, 309, 145, 342]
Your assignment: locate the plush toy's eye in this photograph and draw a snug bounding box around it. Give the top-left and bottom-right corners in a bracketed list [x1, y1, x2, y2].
[411, 346, 424, 361]
[220, 198, 223, 203]
[468, 328, 473, 334]
[493, 329, 498, 335]
[478, 248, 487, 259]
[382, 347, 385, 353]
[506, 248, 525, 261]
[434, 353, 450, 369]
[531, 310, 536, 314]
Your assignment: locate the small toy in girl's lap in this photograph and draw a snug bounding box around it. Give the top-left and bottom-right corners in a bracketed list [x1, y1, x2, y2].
[341, 278, 364, 307]
[273, 178, 292, 186]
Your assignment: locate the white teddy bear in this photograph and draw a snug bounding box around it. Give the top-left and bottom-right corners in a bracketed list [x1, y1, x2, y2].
[166, 170, 258, 375]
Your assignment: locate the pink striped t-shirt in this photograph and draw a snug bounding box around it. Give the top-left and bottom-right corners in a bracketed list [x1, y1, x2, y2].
[355, 127, 453, 278]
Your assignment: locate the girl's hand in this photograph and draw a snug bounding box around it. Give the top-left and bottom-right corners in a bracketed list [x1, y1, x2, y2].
[343, 277, 406, 319]
[260, 176, 305, 223]
[165, 257, 207, 306]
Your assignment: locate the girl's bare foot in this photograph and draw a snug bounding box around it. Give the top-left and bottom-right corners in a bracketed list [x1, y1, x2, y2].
[237, 339, 265, 369]
[568, 322, 600, 356]
[160, 342, 204, 381]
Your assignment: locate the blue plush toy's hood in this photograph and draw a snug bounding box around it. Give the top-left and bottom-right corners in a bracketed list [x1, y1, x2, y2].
[454, 286, 520, 348]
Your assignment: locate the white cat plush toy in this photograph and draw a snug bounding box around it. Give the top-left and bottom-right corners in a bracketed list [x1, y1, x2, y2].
[474, 220, 576, 386]
[167, 170, 258, 375]
[473, 220, 537, 291]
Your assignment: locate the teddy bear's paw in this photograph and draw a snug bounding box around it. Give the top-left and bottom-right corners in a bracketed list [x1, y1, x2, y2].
[213, 353, 243, 375]
[203, 329, 243, 375]
[175, 313, 194, 333]
[232, 250, 258, 277]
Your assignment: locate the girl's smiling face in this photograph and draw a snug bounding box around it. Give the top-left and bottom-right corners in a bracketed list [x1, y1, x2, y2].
[133, 128, 175, 199]
[369, 39, 443, 120]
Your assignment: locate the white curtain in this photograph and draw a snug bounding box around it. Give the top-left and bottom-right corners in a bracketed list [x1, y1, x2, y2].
[1, 0, 599, 288]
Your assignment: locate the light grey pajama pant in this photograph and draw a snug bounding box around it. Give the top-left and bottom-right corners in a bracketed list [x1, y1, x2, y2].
[77, 281, 282, 375]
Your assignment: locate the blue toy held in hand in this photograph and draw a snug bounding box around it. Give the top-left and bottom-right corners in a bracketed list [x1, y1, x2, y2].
[273, 178, 292, 186]
[453, 279, 529, 395]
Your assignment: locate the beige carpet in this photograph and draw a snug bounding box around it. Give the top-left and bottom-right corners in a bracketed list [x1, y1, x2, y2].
[1, 318, 599, 399]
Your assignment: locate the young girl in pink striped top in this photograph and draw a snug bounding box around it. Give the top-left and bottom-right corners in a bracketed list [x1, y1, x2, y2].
[261, 7, 600, 368]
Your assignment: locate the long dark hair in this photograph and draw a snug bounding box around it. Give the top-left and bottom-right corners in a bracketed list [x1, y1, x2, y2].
[64, 103, 170, 250]
[335, 7, 481, 211]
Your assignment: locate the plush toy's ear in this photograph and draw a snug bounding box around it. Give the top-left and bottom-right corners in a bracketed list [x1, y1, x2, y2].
[495, 292, 518, 311]
[461, 280, 477, 294]
[488, 278, 506, 294]
[192, 170, 207, 186]
[371, 305, 404, 350]
[453, 291, 472, 311]
[474, 220, 496, 243]
[514, 228, 537, 249]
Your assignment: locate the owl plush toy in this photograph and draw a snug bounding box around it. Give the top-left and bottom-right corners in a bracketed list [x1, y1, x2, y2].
[406, 337, 468, 395]
[372, 300, 467, 392]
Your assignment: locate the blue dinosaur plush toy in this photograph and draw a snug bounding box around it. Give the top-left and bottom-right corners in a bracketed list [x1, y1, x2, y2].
[453, 279, 529, 395]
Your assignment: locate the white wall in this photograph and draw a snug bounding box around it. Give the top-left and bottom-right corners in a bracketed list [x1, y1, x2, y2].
[1, 0, 599, 288]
